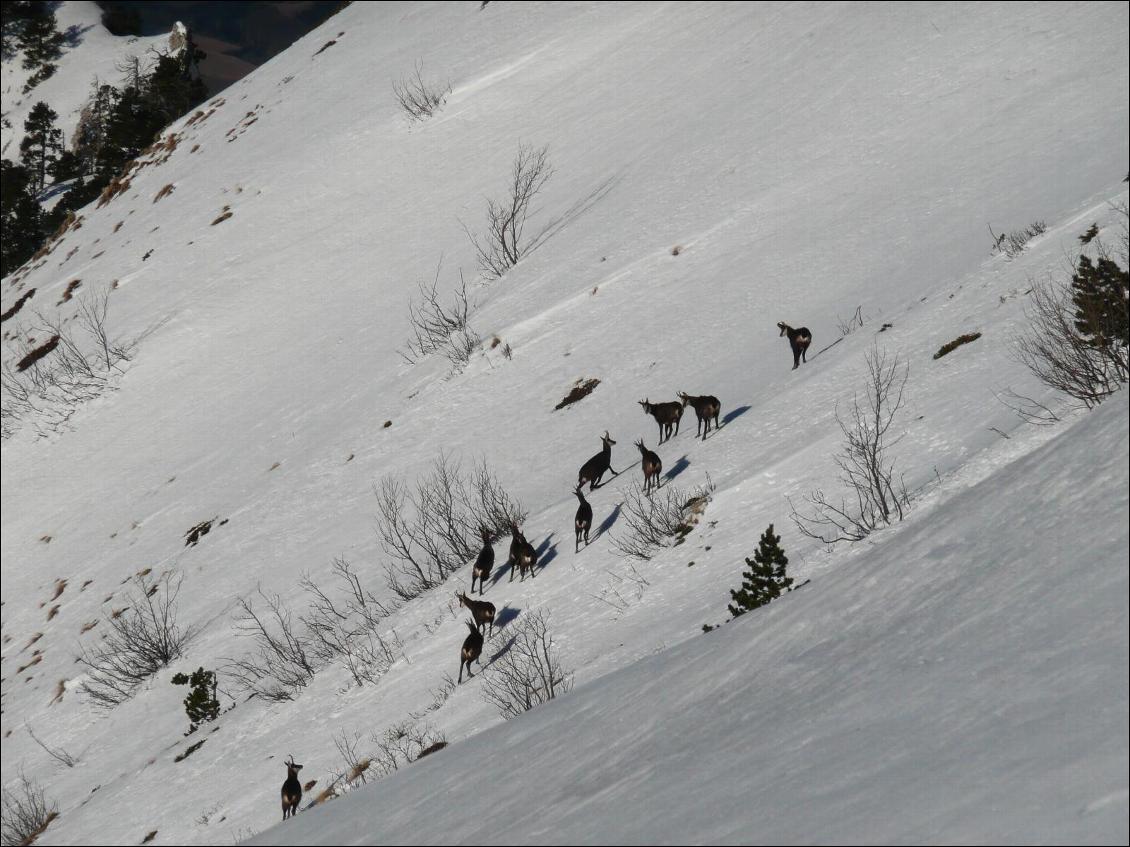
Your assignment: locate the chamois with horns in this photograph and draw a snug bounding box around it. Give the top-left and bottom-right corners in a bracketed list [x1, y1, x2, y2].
[457, 591, 496, 637]
[506, 523, 538, 582]
[458, 620, 484, 682]
[471, 526, 494, 595]
[778, 322, 812, 369]
[578, 431, 617, 490]
[638, 398, 683, 443]
[281, 756, 303, 821]
[677, 392, 722, 440]
[574, 486, 593, 552]
[635, 439, 662, 493]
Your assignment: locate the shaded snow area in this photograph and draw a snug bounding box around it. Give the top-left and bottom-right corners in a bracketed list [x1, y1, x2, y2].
[1, 2, 1127, 845]
[1, 2, 169, 156]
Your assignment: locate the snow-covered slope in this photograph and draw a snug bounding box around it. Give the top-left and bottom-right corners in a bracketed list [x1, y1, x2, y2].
[1, 1, 169, 157]
[1, 2, 1127, 844]
[253, 396, 1130, 847]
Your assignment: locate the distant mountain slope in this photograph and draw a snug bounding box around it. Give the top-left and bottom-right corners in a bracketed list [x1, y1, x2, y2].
[1, 1, 169, 157]
[0, 3, 1126, 845]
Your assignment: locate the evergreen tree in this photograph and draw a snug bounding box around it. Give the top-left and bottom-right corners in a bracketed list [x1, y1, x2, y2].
[1071, 252, 1129, 349]
[16, 1, 64, 72]
[728, 524, 793, 618]
[19, 101, 62, 192]
[1, 1, 34, 57]
[1, 159, 43, 277]
[171, 668, 221, 734]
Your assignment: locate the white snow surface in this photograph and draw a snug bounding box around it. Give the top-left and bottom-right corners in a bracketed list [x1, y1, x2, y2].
[1, 1, 169, 158]
[0, 2, 1127, 845]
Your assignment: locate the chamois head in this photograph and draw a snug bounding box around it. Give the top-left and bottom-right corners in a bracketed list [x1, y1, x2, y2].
[601, 430, 615, 447]
[285, 755, 303, 775]
[777, 321, 789, 337]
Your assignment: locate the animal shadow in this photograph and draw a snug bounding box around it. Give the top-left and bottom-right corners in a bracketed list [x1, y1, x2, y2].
[534, 534, 558, 573]
[722, 405, 751, 427]
[664, 455, 690, 482]
[492, 606, 521, 630]
[593, 503, 622, 540]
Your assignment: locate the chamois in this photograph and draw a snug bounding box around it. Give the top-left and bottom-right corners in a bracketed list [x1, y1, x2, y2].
[471, 526, 494, 595]
[506, 523, 538, 582]
[573, 486, 593, 552]
[677, 392, 722, 440]
[457, 591, 496, 637]
[638, 398, 683, 443]
[458, 619, 484, 682]
[633, 439, 661, 494]
[281, 756, 303, 821]
[778, 322, 812, 370]
[578, 431, 617, 490]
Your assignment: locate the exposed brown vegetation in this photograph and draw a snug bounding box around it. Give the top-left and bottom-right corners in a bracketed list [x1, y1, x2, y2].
[50, 579, 67, 600]
[1, 289, 36, 323]
[211, 208, 233, 226]
[50, 679, 66, 705]
[934, 332, 982, 360]
[97, 175, 132, 208]
[555, 378, 600, 410]
[16, 335, 60, 372]
[313, 39, 337, 56]
[154, 184, 176, 203]
[46, 605, 59, 621]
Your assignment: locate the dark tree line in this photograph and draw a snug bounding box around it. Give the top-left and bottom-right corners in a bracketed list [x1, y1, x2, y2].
[1, 25, 207, 277]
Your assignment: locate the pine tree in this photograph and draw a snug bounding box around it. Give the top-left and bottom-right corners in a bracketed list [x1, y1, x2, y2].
[171, 668, 220, 734]
[16, 1, 64, 72]
[19, 101, 62, 192]
[728, 524, 793, 618]
[1071, 252, 1129, 349]
[1, 159, 43, 277]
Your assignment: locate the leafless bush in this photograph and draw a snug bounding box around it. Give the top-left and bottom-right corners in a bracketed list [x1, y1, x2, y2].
[791, 347, 911, 544]
[989, 221, 1047, 258]
[227, 587, 317, 702]
[480, 609, 573, 719]
[77, 573, 197, 708]
[392, 61, 451, 121]
[377, 453, 526, 599]
[25, 723, 76, 768]
[837, 305, 865, 337]
[1, 289, 136, 439]
[465, 144, 554, 279]
[0, 770, 58, 847]
[399, 261, 480, 367]
[299, 558, 403, 687]
[368, 719, 446, 777]
[611, 481, 713, 561]
[1014, 215, 1128, 407]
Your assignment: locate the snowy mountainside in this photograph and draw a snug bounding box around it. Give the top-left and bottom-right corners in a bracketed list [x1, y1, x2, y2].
[253, 389, 1130, 847]
[1, 1, 169, 157]
[1, 2, 1127, 845]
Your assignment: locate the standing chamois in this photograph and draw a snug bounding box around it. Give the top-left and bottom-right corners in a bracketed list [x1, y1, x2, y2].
[573, 486, 593, 552]
[458, 619, 484, 682]
[457, 591, 496, 637]
[635, 439, 662, 493]
[677, 392, 722, 440]
[281, 755, 303, 821]
[778, 322, 812, 370]
[638, 398, 683, 443]
[578, 431, 618, 490]
[471, 526, 494, 595]
[506, 523, 538, 582]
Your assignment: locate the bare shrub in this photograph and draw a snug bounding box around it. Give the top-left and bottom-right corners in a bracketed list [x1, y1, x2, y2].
[989, 221, 1047, 258]
[791, 346, 911, 544]
[227, 587, 317, 702]
[2, 289, 137, 439]
[465, 144, 554, 279]
[377, 454, 526, 600]
[611, 481, 713, 561]
[1014, 214, 1128, 407]
[399, 261, 480, 368]
[76, 573, 197, 708]
[320, 720, 445, 804]
[229, 560, 403, 698]
[836, 305, 865, 337]
[480, 609, 573, 719]
[25, 723, 76, 768]
[299, 558, 403, 687]
[0, 770, 58, 847]
[392, 61, 451, 121]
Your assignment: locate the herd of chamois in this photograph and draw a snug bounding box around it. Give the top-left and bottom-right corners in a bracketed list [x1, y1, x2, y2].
[278, 323, 811, 821]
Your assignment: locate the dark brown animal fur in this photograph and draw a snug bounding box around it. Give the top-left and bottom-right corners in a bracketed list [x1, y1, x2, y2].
[281, 756, 303, 820]
[778, 322, 812, 369]
[677, 392, 722, 440]
[638, 398, 683, 442]
[458, 620, 484, 682]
